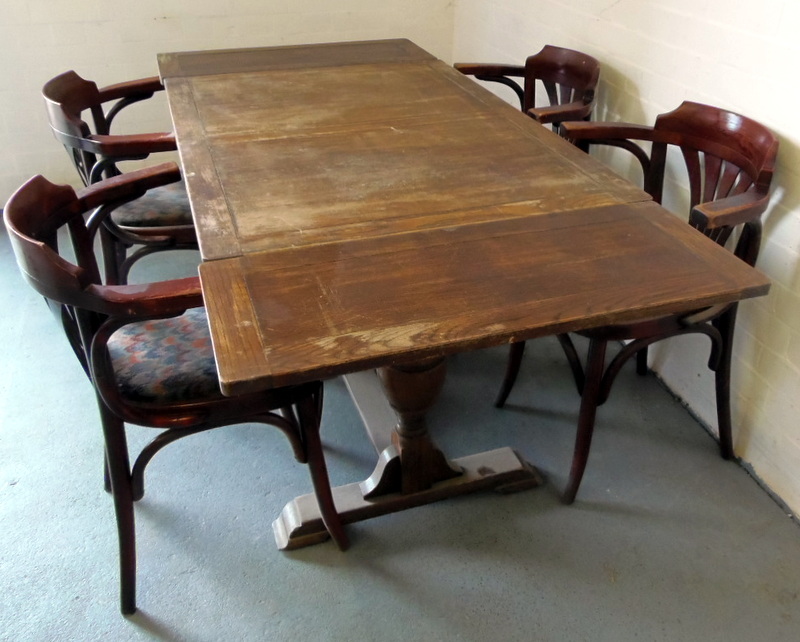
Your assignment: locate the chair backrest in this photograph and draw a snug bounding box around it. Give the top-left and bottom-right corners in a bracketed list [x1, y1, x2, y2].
[523, 45, 600, 113]
[43, 71, 164, 185]
[649, 101, 777, 210]
[5, 166, 184, 372]
[637, 102, 777, 266]
[5, 175, 100, 309]
[4, 165, 182, 316]
[43, 71, 113, 185]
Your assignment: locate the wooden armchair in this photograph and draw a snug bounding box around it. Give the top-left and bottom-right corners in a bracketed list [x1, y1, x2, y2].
[454, 45, 600, 128]
[494, 101, 779, 503]
[42, 71, 197, 284]
[3, 164, 347, 615]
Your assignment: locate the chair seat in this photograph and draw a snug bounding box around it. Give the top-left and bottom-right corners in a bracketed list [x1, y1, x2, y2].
[109, 307, 222, 403]
[110, 180, 193, 228]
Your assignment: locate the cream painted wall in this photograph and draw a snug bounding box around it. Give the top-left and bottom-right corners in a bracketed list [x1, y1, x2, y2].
[454, 0, 800, 512]
[0, 0, 455, 200]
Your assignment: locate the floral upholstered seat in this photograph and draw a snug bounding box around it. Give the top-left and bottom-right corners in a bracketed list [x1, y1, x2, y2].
[108, 307, 221, 403]
[110, 180, 193, 228]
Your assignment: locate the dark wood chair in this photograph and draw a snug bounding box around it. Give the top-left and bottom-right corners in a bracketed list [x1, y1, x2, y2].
[42, 70, 197, 284]
[3, 163, 348, 615]
[454, 45, 600, 128]
[494, 101, 779, 503]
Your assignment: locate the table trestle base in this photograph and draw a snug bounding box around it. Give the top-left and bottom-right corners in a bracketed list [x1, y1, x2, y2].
[272, 446, 543, 550]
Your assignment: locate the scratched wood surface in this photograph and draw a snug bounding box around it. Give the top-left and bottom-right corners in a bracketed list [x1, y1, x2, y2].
[160, 40, 647, 260]
[199, 201, 769, 394]
[161, 40, 769, 395]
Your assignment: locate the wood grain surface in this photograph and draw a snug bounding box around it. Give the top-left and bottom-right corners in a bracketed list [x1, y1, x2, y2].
[162, 43, 646, 260]
[200, 201, 769, 394]
[162, 40, 769, 395]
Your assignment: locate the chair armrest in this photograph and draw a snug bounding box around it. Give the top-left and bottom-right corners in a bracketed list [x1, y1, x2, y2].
[455, 63, 526, 109]
[454, 63, 525, 78]
[689, 191, 772, 230]
[527, 101, 593, 125]
[559, 121, 662, 182]
[559, 121, 659, 142]
[77, 162, 182, 210]
[98, 76, 166, 132]
[97, 76, 164, 102]
[90, 276, 204, 317]
[89, 131, 177, 156]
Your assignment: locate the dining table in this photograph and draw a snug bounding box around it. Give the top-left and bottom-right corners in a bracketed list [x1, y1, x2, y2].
[158, 39, 770, 549]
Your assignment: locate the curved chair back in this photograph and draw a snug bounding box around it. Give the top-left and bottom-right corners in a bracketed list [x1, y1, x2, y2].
[8, 171, 179, 299]
[523, 45, 600, 114]
[562, 101, 778, 265]
[651, 101, 777, 208]
[454, 45, 600, 127]
[42, 70, 162, 185]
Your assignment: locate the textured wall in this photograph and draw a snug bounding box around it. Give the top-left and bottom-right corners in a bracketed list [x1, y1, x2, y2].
[0, 0, 454, 199]
[454, 0, 800, 512]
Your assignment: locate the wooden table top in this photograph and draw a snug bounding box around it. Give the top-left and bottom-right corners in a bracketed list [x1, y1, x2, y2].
[159, 40, 770, 395]
[160, 39, 647, 260]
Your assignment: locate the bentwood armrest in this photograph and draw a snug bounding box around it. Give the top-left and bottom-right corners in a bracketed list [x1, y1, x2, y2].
[455, 63, 527, 108]
[560, 120, 660, 142]
[527, 100, 593, 124]
[690, 190, 772, 230]
[87, 131, 177, 156]
[77, 162, 182, 210]
[90, 276, 203, 316]
[97, 76, 168, 132]
[97, 75, 165, 102]
[453, 62, 526, 77]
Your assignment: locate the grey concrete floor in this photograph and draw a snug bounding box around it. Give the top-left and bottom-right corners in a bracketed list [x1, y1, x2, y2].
[2, 230, 800, 641]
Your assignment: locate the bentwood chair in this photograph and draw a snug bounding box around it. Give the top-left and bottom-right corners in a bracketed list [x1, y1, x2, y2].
[495, 101, 779, 504]
[42, 70, 197, 285]
[454, 45, 600, 128]
[3, 163, 348, 615]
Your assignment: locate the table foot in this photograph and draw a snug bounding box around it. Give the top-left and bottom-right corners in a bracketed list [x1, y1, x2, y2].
[360, 442, 463, 499]
[272, 447, 543, 550]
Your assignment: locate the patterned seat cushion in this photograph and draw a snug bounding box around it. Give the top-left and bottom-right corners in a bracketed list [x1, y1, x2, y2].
[110, 179, 194, 228]
[108, 307, 223, 404]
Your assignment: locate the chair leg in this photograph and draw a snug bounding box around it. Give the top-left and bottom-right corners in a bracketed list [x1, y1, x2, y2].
[563, 338, 607, 505]
[98, 402, 137, 615]
[297, 390, 349, 551]
[104, 457, 111, 494]
[557, 333, 585, 394]
[636, 346, 649, 375]
[99, 227, 123, 286]
[714, 307, 737, 460]
[495, 341, 526, 408]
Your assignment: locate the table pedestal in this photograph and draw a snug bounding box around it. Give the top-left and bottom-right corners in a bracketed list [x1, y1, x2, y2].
[273, 358, 543, 550]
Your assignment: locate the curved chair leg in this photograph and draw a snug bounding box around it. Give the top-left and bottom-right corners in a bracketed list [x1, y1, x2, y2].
[104, 458, 111, 493]
[495, 341, 526, 408]
[297, 390, 349, 551]
[714, 307, 737, 460]
[557, 333, 585, 394]
[636, 346, 649, 375]
[130, 425, 213, 501]
[99, 227, 123, 286]
[98, 401, 137, 615]
[563, 338, 607, 505]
